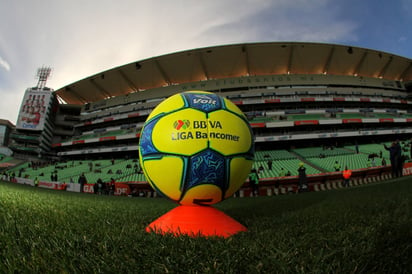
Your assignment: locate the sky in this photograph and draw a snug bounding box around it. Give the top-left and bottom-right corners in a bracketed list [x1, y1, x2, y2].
[0, 0, 411, 124]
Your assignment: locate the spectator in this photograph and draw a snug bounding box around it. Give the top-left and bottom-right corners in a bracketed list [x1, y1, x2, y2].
[109, 178, 115, 195]
[381, 158, 387, 166]
[97, 178, 104, 195]
[248, 169, 260, 197]
[342, 166, 352, 187]
[297, 162, 307, 192]
[78, 173, 87, 193]
[267, 159, 273, 170]
[93, 181, 98, 194]
[384, 141, 402, 177]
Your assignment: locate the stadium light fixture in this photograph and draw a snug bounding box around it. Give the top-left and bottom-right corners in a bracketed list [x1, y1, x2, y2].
[36, 66, 52, 89]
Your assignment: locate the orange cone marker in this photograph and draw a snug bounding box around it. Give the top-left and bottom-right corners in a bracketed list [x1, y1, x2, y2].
[146, 205, 247, 238]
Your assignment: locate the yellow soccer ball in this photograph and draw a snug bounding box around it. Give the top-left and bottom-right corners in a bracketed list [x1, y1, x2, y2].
[139, 91, 254, 205]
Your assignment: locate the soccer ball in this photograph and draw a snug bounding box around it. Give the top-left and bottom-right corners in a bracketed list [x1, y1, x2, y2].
[139, 91, 254, 206]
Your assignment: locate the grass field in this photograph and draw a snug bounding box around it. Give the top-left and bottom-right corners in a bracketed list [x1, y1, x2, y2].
[0, 178, 411, 273]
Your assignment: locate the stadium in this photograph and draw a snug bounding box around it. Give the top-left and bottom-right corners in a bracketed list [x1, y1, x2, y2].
[4, 41, 412, 195]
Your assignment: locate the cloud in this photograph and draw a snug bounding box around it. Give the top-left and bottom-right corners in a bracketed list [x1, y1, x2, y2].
[398, 36, 407, 42]
[0, 0, 375, 123]
[0, 56, 10, 71]
[196, 0, 358, 45]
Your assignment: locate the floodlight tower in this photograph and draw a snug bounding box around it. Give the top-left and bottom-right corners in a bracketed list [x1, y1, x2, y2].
[36, 66, 52, 89]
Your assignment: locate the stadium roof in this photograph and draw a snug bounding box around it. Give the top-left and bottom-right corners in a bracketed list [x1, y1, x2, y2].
[55, 42, 412, 105]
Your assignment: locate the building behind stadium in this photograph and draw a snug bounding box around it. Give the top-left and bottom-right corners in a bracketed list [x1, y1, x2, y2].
[7, 42, 412, 161]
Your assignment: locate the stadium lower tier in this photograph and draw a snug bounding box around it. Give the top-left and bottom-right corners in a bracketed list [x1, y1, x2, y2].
[5, 142, 410, 185]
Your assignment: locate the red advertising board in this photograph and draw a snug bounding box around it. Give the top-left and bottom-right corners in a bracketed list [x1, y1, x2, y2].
[300, 98, 315, 102]
[82, 183, 131, 195]
[115, 183, 131, 196]
[99, 136, 116, 141]
[294, 120, 319, 126]
[379, 118, 394, 123]
[264, 99, 280, 103]
[250, 123, 265, 128]
[403, 162, 412, 176]
[232, 101, 243, 105]
[343, 118, 362, 123]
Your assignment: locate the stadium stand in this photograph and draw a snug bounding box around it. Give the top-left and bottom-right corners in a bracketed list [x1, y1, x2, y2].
[3, 42, 412, 196]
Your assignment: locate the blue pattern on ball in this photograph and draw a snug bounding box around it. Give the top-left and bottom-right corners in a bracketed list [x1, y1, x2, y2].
[139, 118, 159, 156]
[186, 150, 225, 190]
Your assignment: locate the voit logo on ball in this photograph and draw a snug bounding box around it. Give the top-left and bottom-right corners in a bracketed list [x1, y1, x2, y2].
[191, 94, 217, 105]
[187, 93, 221, 112]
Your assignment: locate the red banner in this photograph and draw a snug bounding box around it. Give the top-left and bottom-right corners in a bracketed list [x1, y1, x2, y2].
[250, 123, 265, 128]
[294, 120, 319, 126]
[403, 162, 412, 176]
[83, 184, 95, 193]
[300, 98, 315, 102]
[128, 113, 140, 118]
[343, 118, 362, 123]
[115, 183, 131, 196]
[99, 136, 116, 141]
[264, 99, 280, 103]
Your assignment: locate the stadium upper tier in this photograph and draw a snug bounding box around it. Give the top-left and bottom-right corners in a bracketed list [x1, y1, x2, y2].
[54, 42, 412, 105]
